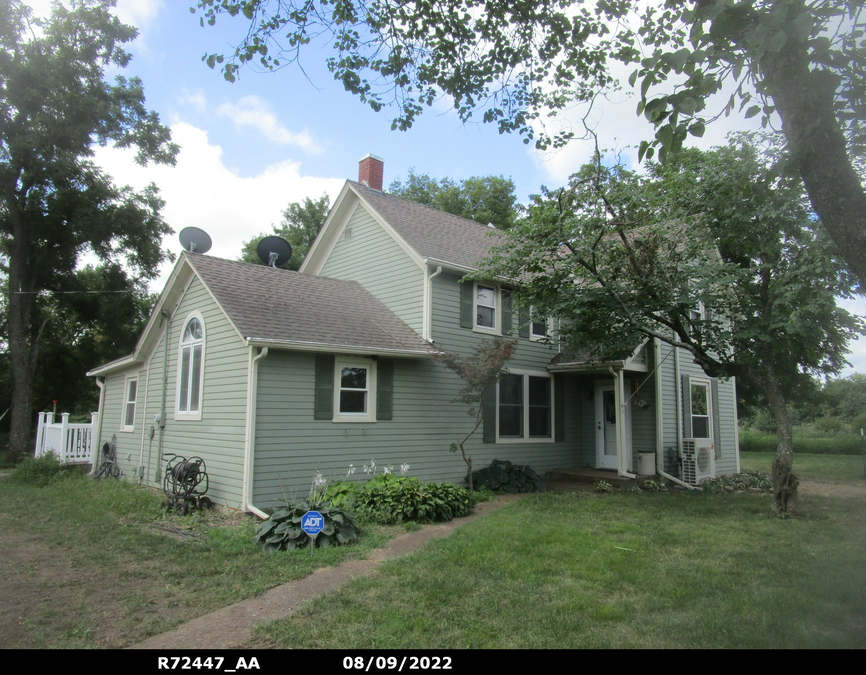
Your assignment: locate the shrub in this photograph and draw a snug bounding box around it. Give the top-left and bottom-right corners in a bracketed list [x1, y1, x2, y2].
[470, 459, 545, 493]
[353, 474, 471, 524]
[642, 479, 669, 493]
[253, 500, 359, 551]
[701, 471, 773, 493]
[594, 480, 613, 493]
[8, 453, 86, 486]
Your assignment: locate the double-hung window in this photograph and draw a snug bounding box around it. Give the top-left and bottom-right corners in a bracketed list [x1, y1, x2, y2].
[475, 284, 497, 331]
[177, 315, 204, 419]
[123, 376, 138, 430]
[334, 358, 377, 422]
[498, 371, 553, 441]
[690, 381, 710, 438]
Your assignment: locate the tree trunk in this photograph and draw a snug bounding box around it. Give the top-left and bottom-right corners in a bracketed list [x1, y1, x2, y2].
[6, 192, 39, 463]
[760, 28, 866, 291]
[749, 368, 799, 515]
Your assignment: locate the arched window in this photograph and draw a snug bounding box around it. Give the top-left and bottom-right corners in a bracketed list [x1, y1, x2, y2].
[177, 315, 204, 417]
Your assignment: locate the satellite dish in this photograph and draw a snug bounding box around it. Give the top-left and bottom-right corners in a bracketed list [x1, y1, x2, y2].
[179, 227, 212, 254]
[257, 236, 293, 268]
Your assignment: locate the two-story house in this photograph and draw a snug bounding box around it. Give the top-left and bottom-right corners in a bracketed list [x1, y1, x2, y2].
[88, 155, 740, 513]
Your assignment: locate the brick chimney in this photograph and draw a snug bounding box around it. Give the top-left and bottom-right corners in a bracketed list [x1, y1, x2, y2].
[358, 154, 384, 191]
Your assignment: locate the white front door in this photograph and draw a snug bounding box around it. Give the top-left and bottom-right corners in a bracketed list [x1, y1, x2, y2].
[595, 383, 618, 469]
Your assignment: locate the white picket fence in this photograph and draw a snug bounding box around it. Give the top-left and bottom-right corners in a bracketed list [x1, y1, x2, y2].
[34, 412, 99, 465]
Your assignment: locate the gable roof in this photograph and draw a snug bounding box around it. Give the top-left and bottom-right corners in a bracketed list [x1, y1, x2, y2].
[348, 181, 506, 269]
[89, 253, 435, 376]
[186, 254, 434, 355]
[302, 180, 508, 275]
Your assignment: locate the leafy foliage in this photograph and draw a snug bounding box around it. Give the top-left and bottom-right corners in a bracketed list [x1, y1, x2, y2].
[7, 453, 87, 487]
[1, 0, 177, 459]
[470, 459, 545, 493]
[434, 336, 517, 490]
[195, 0, 866, 292]
[641, 480, 669, 493]
[389, 170, 519, 229]
[701, 472, 773, 494]
[480, 135, 862, 513]
[253, 500, 359, 551]
[352, 474, 471, 524]
[239, 193, 330, 270]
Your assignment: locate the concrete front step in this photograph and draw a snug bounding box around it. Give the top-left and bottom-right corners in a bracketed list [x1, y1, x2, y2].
[546, 467, 657, 487]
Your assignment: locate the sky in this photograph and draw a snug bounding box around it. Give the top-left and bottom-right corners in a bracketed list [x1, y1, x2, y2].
[25, 0, 866, 375]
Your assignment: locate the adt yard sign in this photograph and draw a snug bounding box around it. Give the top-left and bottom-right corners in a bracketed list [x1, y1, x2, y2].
[301, 511, 324, 536]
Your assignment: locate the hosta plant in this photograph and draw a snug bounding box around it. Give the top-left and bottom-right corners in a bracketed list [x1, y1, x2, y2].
[253, 500, 359, 551]
[353, 474, 472, 524]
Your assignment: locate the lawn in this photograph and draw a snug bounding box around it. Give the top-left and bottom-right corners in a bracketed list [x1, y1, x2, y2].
[0, 469, 396, 648]
[252, 454, 866, 649]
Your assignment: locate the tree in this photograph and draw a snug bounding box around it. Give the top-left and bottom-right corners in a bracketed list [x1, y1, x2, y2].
[434, 336, 517, 490]
[240, 193, 329, 270]
[1, 0, 178, 461]
[389, 170, 519, 229]
[196, 1, 866, 288]
[29, 266, 157, 418]
[480, 136, 862, 514]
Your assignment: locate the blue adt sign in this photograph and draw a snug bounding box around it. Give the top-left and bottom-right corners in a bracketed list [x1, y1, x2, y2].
[301, 511, 324, 536]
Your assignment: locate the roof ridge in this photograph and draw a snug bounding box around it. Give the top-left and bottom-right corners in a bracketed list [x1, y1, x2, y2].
[348, 180, 498, 233]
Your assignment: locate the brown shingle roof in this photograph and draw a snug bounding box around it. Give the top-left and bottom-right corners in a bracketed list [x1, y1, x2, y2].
[350, 181, 506, 269]
[186, 253, 434, 355]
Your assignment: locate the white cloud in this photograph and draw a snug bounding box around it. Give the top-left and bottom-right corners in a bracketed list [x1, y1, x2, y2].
[93, 122, 344, 289]
[115, 0, 164, 28]
[216, 96, 322, 154]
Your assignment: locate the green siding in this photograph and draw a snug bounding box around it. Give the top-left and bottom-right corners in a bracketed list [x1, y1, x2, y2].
[96, 276, 250, 509]
[320, 203, 424, 334]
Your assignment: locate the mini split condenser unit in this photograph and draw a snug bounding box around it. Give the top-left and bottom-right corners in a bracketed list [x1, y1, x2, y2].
[681, 439, 715, 486]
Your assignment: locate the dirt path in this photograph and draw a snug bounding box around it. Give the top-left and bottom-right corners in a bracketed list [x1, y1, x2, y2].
[130, 496, 518, 649]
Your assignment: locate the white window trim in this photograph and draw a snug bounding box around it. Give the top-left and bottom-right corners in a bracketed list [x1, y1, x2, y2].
[473, 282, 501, 335]
[333, 357, 377, 423]
[689, 377, 712, 440]
[121, 375, 138, 431]
[174, 311, 205, 421]
[529, 310, 553, 342]
[496, 369, 555, 443]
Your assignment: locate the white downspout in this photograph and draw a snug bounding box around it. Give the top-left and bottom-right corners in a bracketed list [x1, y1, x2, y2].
[90, 377, 106, 474]
[244, 346, 269, 517]
[610, 367, 637, 479]
[426, 265, 443, 342]
[654, 340, 694, 489]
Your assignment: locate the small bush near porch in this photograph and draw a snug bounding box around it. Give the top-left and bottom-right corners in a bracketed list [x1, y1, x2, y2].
[252, 453, 866, 649]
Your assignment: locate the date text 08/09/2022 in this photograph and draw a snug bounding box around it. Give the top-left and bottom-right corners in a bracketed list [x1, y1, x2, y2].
[155, 655, 454, 672]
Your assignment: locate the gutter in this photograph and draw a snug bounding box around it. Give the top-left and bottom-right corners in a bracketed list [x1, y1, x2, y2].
[244, 346, 268, 517]
[243, 337, 435, 357]
[425, 265, 443, 342]
[90, 377, 106, 475]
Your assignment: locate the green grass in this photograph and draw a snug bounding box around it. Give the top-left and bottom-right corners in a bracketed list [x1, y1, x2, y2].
[0, 471, 395, 648]
[741, 451, 866, 482]
[739, 428, 866, 455]
[252, 456, 866, 649]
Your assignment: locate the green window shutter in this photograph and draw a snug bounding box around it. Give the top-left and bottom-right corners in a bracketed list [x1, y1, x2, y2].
[554, 374, 565, 442]
[501, 289, 513, 335]
[377, 360, 394, 420]
[711, 378, 721, 459]
[314, 354, 335, 420]
[482, 380, 497, 443]
[682, 374, 692, 438]
[518, 306, 530, 339]
[460, 279, 473, 329]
